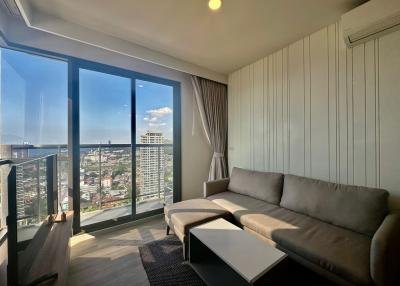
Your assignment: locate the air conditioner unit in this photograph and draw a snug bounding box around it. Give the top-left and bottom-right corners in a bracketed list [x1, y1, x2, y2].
[341, 0, 400, 47]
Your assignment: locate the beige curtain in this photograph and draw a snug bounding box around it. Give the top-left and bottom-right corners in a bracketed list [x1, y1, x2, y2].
[191, 75, 228, 181]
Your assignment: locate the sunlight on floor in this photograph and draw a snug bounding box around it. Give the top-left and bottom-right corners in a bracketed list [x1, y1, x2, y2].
[70, 233, 96, 247]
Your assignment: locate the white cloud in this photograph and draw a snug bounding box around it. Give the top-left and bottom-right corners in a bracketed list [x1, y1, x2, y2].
[142, 107, 171, 130]
[149, 122, 167, 127]
[150, 117, 158, 122]
[146, 107, 172, 118]
[143, 116, 159, 122]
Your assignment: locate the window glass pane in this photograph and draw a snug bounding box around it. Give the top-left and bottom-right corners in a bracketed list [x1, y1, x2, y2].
[136, 80, 174, 214]
[136, 80, 173, 144]
[0, 48, 68, 230]
[80, 69, 131, 144]
[79, 69, 132, 226]
[0, 49, 68, 146]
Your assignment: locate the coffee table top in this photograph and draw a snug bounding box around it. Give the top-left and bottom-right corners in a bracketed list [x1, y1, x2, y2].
[190, 218, 287, 283]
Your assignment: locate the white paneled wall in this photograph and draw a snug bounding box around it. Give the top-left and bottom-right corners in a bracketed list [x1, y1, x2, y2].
[228, 22, 400, 210]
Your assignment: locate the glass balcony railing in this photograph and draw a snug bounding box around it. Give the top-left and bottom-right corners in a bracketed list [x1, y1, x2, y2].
[9, 144, 173, 226]
[79, 145, 132, 225]
[11, 145, 69, 212]
[2, 154, 59, 243]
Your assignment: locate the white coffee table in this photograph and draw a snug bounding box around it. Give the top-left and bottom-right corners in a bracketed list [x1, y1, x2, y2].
[189, 218, 288, 286]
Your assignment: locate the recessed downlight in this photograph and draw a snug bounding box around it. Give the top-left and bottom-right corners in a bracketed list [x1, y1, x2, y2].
[209, 0, 222, 11]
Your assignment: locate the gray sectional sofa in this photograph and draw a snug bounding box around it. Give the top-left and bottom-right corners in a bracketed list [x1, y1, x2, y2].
[164, 167, 400, 286]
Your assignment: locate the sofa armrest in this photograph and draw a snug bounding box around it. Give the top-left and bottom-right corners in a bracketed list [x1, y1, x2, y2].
[203, 178, 230, 198]
[371, 213, 400, 286]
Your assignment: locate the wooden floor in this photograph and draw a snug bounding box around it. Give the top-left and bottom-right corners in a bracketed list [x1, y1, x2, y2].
[67, 216, 166, 286]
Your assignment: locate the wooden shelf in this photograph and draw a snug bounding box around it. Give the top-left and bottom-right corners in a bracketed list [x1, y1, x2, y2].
[22, 211, 73, 286]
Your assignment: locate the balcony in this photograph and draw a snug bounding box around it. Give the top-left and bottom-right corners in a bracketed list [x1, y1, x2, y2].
[9, 144, 173, 226]
[0, 155, 58, 244]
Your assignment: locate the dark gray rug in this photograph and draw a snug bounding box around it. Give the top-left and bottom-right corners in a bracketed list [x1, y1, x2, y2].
[139, 235, 206, 286]
[139, 235, 337, 286]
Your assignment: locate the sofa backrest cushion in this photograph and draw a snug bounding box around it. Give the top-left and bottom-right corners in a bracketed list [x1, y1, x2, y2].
[281, 174, 389, 236]
[228, 167, 283, 205]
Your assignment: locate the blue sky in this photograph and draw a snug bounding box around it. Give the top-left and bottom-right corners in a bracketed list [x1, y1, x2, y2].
[0, 48, 68, 145]
[135, 79, 173, 143]
[0, 48, 173, 145]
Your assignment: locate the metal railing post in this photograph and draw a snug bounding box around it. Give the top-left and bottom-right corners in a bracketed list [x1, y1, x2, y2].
[36, 160, 40, 221]
[46, 155, 58, 215]
[46, 156, 54, 215]
[7, 166, 18, 286]
[58, 146, 62, 203]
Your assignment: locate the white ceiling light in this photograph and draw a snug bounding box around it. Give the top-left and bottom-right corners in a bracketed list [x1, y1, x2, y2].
[209, 0, 222, 11]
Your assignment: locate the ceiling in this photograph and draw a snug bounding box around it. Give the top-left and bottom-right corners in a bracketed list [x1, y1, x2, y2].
[16, 0, 366, 75]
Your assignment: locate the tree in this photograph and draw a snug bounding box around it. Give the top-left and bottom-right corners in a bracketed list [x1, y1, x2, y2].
[112, 164, 127, 178]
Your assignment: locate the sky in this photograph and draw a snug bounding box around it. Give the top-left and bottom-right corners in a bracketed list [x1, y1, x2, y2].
[0, 48, 173, 145]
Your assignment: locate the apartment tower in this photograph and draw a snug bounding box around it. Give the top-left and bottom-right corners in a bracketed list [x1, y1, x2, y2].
[139, 131, 165, 200]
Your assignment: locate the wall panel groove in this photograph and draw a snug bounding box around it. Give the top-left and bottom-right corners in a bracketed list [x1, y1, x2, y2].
[303, 39, 306, 176]
[327, 26, 331, 181]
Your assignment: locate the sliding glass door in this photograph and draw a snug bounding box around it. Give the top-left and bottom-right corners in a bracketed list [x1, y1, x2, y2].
[79, 68, 132, 226]
[135, 79, 174, 214]
[77, 65, 179, 229]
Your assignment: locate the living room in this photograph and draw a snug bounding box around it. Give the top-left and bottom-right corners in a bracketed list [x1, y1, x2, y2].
[0, 0, 399, 285]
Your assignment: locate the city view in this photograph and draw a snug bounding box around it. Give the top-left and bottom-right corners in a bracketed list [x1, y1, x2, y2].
[79, 133, 174, 225]
[9, 132, 173, 229]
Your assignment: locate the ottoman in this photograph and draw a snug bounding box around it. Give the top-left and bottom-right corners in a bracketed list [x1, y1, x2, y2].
[164, 198, 231, 259]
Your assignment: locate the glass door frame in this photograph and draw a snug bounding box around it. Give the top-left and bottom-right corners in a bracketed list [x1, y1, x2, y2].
[70, 59, 181, 233]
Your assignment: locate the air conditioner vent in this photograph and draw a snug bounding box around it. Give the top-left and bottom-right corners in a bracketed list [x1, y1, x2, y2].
[342, 0, 400, 47]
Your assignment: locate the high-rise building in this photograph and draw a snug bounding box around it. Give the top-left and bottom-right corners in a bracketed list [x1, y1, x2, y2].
[139, 131, 165, 200]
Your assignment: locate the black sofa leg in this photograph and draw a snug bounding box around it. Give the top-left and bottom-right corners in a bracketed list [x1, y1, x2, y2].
[166, 225, 170, 235]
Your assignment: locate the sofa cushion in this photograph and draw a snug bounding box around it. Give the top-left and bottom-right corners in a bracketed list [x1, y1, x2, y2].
[227, 167, 283, 204]
[164, 199, 231, 235]
[241, 207, 372, 285]
[238, 205, 308, 240]
[207, 191, 279, 225]
[274, 219, 372, 285]
[280, 174, 388, 236]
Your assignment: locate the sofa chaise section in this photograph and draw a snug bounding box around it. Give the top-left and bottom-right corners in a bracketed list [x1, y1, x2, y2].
[164, 198, 231, 259]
